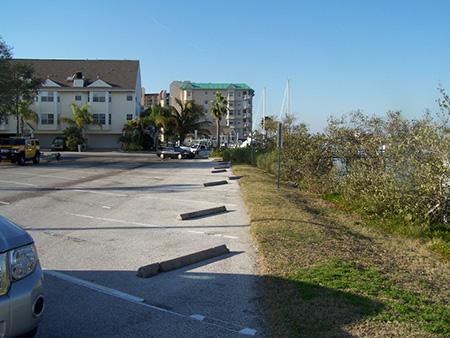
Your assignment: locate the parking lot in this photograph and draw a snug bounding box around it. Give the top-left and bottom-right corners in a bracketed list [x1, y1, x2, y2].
[0, 152, 267, 337]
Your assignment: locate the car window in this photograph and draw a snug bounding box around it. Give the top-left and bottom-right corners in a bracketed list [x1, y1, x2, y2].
[10, 139, 25, 146]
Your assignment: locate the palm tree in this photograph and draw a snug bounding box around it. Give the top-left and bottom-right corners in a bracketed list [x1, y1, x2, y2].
[210, 92, 228, 148]
[122, 116, 155, 148]
[150, 105, 175, 149]
[171, 98, 209, 145]
[18, 99, 38, 136]
[59, 103, 101, 147]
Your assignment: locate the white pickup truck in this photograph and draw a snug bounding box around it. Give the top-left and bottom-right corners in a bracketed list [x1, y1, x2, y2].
[190, 144, 211, 157]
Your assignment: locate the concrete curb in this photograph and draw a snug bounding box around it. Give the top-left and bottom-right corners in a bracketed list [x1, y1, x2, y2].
[211, 169, 227, 173]
[136, 263, 160, 278]
[214, 165, 230, 169]
[159, 245, 230, 272]
[136, 245, 230, 278]
[177, 205, 227, 220]
[202, 180, 228, 187]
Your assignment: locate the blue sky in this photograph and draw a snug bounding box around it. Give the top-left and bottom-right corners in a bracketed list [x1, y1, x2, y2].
[2, 0, 450, 133]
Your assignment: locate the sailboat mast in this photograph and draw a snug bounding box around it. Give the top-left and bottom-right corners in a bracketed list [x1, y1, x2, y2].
[263, 87, 266, 134]
[287, 79, 290, 116]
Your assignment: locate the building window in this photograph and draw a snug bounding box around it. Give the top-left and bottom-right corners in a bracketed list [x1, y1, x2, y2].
[93, 92, 106, 102]
[237, 92, 241, 97]
[41, 113, 54, 125]
[127, 93, 133, 101]
[41, 92, 54, 102]
[0, 116, 8, 125]
[126, 114, 133, 121]
[75, 93, 82, 101]
[93, 113, 106, 124]
[109, 114, 112, 125]
[205, 92, 208, 95]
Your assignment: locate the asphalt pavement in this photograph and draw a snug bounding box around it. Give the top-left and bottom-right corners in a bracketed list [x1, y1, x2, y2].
[0, 151, 268, 337]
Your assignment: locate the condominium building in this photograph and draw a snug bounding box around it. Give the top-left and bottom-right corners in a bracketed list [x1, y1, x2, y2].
[142, 90, 169, 110]
[169, 81, 254, 143]
[1, 59, 142, 149]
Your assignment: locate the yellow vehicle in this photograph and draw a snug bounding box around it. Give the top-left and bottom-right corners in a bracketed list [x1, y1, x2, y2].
[0, 137, 41, 165]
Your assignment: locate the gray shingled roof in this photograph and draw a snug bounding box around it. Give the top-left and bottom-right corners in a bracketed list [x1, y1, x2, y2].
[10, 59, 140, 90]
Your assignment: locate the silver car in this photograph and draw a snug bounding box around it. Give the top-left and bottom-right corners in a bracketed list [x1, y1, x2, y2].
[0, 215, 44, 337]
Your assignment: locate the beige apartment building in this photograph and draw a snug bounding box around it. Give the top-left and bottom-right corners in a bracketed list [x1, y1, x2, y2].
[169, 81, 254, 143]
[1, 59, 142, 149]
[142, 90, 169, 110]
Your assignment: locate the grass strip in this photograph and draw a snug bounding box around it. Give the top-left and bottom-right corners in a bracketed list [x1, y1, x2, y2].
[233, 164, 450, 337]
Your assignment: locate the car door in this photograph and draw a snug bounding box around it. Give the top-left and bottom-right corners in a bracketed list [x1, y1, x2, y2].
[25, 140, 34, 159]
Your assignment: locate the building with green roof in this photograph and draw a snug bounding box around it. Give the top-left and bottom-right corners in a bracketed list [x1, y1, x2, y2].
[170, 81, 254, 143]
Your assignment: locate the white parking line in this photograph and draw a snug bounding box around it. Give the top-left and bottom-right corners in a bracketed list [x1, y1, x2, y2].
[44, 270, 256, 336]
[45, 270, 145, 303]
[0, 179, 38, 187]
[9, 172, 80, 180]
[187, 231, 239, 240]
[137, 194, 238, 207]
[66, 213, 240, 239]
[67, 213, 165, 229]
[72, 189, 128, 197]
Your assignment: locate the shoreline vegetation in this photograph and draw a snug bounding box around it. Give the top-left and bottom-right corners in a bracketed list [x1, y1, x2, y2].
[234, 164, 450, 337]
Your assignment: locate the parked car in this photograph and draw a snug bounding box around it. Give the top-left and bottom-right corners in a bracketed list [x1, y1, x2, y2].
[0, 137, 41, 165]
[0, 215, 45, 337]
[51, 137, 67, 151]
[190, 144, 211, 157]
[156, 147, 195, 159]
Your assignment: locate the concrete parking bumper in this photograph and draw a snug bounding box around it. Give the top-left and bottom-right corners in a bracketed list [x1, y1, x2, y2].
[136, 245, 230, 278]
[177, 206, 227, 220]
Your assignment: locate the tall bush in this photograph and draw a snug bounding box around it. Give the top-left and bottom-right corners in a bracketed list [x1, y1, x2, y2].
[325, 110, 450, 224]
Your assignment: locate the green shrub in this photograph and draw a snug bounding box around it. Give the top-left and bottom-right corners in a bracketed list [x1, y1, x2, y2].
[121, 144, 144, 151]
[212, 147, 254, 165]
[66, 137, 83, 151]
